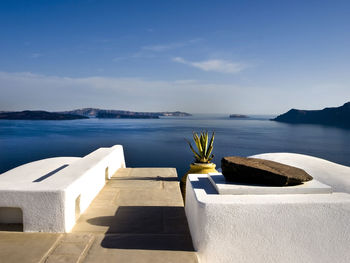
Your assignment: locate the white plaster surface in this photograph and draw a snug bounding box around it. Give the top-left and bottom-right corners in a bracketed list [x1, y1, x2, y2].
[250, 153, 350, 193]
[0, 145, 126, 232]
[208, 173, 332, 195]
[185, 154, 350, 263]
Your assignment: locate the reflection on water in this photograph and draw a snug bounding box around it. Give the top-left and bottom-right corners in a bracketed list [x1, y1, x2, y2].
[1, 115, 349, 178]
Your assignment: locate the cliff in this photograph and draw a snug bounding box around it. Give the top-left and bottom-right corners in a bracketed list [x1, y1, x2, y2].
[272, 102, 350, 128]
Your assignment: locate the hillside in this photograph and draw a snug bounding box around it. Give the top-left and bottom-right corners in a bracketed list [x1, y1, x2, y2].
[59, 108, 191, 118]
[272, 102, 350, 128]
[0, 111, 88, 120]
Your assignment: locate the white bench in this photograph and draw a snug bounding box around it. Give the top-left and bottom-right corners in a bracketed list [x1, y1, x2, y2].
[0, 145, 125, 232]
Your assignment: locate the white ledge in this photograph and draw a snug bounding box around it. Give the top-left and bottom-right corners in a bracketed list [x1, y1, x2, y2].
[250, 152, 350, 193]
[208, 173, 332, 195]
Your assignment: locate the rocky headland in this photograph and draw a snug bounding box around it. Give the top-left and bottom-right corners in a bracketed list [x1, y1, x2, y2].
[272, 102, 350, 128]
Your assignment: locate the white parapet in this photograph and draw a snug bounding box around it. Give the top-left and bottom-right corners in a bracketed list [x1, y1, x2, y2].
[185, 153, 350, 263]
[250, 152, 350, 193]
[0, 145, 126, 232]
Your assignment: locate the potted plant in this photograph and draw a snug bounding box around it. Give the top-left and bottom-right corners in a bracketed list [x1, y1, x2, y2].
[180, 131, 218, 201]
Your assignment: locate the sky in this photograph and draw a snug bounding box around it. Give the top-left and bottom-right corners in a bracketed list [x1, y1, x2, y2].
[0, 0, 349, 114]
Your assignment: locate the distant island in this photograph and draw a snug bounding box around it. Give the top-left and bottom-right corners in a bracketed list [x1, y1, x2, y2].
[272, 102, 350, 128]
[0, 108, 191, 120]
[96, 112, 158, 119]
[229, 114, 249, 119]
[0, 111, 88, 120]
[59, 108, 192, 118]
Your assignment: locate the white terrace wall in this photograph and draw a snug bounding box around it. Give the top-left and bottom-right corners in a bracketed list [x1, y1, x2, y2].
[63, 145, 126, 231]
[185, 153, 350, 263]
[0, 145, 126, 232]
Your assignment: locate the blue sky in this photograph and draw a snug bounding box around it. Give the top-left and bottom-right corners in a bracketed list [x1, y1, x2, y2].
[0, 0, 349, 114]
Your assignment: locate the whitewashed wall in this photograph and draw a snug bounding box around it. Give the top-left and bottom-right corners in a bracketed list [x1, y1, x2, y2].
[185, 154, 350, 263]
[0, 145, 126, 232]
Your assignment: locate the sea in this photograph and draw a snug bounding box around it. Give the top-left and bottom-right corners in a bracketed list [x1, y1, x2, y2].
[1, 114, 350, 178]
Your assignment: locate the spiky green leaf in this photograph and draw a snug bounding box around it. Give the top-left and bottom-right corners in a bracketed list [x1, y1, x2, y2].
[186, 131, 215, 163]
[186, 139, 201, 161]
[193, 133, 203, 154]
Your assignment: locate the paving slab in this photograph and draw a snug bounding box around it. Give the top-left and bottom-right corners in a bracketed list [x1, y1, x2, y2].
[83, 234, 197, 263]
[72, 168, 197, 262]
[0, 232, 60, 263]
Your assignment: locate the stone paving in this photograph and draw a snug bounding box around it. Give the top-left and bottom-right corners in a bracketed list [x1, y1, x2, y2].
[0, 168, 197, 263]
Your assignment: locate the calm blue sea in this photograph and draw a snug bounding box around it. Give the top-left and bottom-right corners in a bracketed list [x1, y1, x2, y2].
[1, 115, 350, 178]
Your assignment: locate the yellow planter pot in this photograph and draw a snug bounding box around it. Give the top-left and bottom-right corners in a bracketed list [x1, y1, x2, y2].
[180, 163, 217, 202]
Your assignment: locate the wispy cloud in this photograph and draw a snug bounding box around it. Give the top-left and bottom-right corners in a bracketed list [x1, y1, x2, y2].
[142, 43, 186, 52]
[0, 71, 249, 113]
[2, 71, 345, 114]
[30, 53, 43, 58]
[112, 51, 156, 62]
[112, 39, 202, 62]
[142, 38, 202, 52]
[173, 57, 247, 74]
[112, 56, 127, 62]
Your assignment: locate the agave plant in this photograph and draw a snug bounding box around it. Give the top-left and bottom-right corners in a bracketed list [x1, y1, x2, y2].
[186, 131, 215, 163]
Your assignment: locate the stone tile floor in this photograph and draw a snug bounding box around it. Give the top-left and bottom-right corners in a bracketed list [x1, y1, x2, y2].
[0, 168, 197, 263]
